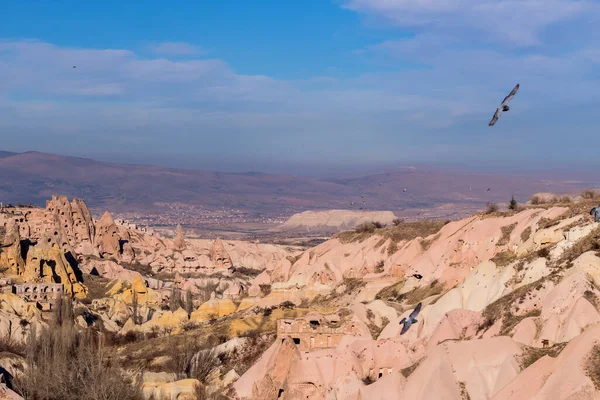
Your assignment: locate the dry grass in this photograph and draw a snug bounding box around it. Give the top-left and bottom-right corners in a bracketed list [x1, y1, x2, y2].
[480, 277, 548, 332]
[401, 359, 422, 378]
[336, 220, 449, 244]
[555, 226, 600, 267]
[377, 279, 444, 305]
[519, 342, 568, 370]
[581, 189, 599, 200]
[521, 226, 532, 242]
[375, 280, 405, 301]
[13, 324, 143, 400]
[387, 241, 399, 255]
[286, 254, 302, 265]
[486, 203, 499, 214]
[585, 344, 600, 390]
[459, 382, 471, 400]
[421, 233, 441, 250]
[497, 223, 517, 247]
[366, 315, 389, 340]
[343, 277, 366, 292]
[584, 289, 600, 312]
[499, 309, 541, 336]
[490, 250, 517, 267]
[81, 273, 111, 301]
[402, 280, 444, 305]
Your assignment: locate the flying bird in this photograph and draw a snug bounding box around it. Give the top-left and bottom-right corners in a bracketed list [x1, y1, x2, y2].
[590, 206, 600, 222]
[487, 188, 491, 192]
[489, 83, 519, 126]
[72, 65, 76, 68]
[403, 188, 407, 193]
[399, 303, 422, 335]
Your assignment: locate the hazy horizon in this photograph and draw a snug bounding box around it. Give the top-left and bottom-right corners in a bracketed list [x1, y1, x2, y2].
[2, 148, 600, 184]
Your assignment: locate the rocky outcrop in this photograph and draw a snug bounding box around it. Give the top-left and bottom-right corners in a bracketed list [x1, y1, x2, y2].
[210, 238, 232, 269]
[280, 210, 398, 233]
[95, 211, 126, 258]
[23, 232, 87, 297]
[0, 220, 25, 275]
[143, 378, 200, 400]
[45, 195, 96, 252]
[173, 224, 185, 251]
[190, 297, 237, 323]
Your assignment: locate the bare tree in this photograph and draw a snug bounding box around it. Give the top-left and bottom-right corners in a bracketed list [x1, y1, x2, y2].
[131, 291, 139, 325]
[185, 289, 193, 318]
[170, 285, 181, 311]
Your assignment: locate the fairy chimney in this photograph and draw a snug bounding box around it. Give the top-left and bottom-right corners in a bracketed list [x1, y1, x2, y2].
[210, 238, 232, 269]
[174, 224, 186, 250]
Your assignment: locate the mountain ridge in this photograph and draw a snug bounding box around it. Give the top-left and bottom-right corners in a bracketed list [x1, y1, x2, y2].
[0, 150, 596, 219]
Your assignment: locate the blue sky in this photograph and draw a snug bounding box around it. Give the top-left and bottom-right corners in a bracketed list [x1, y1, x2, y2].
[1, 0, 600, 175]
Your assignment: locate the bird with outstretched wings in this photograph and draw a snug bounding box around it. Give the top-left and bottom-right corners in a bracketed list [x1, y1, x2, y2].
[399, 302, 422, 335]
[489, 84, 519, 126]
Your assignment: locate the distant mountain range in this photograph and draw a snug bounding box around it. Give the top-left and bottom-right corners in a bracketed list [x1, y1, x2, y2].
[0, 150, 596, 218]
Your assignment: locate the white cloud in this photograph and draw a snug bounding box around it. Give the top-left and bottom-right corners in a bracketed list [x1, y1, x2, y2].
[148, 41, 202, 56]
[1, 33, 600, 168]
[343, 0, 597, 46]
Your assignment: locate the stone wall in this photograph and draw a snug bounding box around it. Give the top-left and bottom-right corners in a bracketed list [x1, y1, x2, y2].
[13, 282, 64, 303]
[276, 316, 357, 352]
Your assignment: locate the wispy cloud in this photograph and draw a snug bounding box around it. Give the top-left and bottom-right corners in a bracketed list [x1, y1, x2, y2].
[1, 10, 600, 172]
[148, 41, 202, 56]
[342, 0, 597, 46]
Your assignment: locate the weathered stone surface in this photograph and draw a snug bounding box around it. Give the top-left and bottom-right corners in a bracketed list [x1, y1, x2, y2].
[173, 224, 186, 251]
[190, 298, 236, 323]
[143, 378, 200, 400]
[0, 220, 25, 275]
[210, 238, 232, 269]
[94, 211, 125, 258]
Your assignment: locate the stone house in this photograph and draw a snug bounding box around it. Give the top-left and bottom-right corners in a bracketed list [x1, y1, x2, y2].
[276, 312, 358, 352]
[12, 282, 64, 310]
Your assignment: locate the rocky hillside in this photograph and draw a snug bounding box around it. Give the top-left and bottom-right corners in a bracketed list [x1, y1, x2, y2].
[2, 194, 600, 399]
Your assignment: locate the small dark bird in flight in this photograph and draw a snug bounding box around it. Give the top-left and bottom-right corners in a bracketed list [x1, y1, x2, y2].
[489, 83, 519, 126]
[487, 188, 491, 191]
[400, 303, 422, 335]
[412, 274, 423, 280]
[361, 195, 365, 199]
[72, 65, 76, 68]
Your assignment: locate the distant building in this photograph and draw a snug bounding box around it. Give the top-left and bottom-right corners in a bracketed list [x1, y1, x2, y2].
[12, 283, 63, 310]
[276, 312, 359, 352]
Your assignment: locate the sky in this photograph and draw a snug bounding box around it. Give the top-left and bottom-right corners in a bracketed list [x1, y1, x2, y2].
[1, 0, 600, 175]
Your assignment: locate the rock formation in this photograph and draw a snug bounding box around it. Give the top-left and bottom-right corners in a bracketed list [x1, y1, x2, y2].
[173, 224, 186, 250]
[0, 220, 25, 275]
[94, 211, 127, 258]
[280, 210, 398, 233]
[210, 238, 233, 269]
